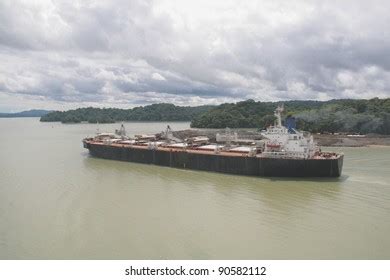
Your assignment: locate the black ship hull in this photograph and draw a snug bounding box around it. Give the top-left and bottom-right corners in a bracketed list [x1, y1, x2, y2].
[84, 142, 343, 177]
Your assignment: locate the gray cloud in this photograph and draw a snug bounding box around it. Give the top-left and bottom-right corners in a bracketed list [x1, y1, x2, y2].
[0, 0, 389, 111]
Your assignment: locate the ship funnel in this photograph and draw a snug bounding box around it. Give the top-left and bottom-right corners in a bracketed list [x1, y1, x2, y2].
[285, 116, 296, 133]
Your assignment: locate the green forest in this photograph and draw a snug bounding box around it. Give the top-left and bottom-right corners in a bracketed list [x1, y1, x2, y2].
[40, 98, 390, 134]
[190, 98, 390, 134]
[40, 103, 213, 123]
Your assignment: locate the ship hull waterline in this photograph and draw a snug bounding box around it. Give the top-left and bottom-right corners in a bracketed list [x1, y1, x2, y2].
[84, 142, 343, 178]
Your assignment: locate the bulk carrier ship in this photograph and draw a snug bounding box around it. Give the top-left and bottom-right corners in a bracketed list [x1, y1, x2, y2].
[83, 106, 343, 177]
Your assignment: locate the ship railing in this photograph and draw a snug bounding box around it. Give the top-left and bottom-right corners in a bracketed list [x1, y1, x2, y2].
[261, 151, 307, 159]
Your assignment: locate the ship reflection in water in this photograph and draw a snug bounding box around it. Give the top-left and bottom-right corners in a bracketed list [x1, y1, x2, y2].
[83, 106, 343, 177]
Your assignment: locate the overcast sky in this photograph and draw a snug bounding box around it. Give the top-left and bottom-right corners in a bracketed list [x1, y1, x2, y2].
[0, 0, 389, 112]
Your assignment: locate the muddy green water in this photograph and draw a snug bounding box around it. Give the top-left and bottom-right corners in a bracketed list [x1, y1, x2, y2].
[0, 118, 389, 259]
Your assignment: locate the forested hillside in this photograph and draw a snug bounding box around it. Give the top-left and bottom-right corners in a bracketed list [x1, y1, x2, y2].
[40, 103, 214, 123]
[190, 98, 390, 134]
[40, 98, 390, 134]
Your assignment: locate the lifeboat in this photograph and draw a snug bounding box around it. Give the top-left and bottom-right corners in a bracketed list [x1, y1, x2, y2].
[266, 143, 281, 148]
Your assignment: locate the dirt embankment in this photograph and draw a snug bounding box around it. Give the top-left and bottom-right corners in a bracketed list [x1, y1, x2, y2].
[313, 134, 390, 147]
[173, 129, 390, 147]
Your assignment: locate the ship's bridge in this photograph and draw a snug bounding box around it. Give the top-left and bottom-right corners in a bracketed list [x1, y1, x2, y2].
[259, 105, 318, 159]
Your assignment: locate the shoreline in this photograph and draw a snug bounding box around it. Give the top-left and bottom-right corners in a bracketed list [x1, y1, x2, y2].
[174, 129, 390, 147]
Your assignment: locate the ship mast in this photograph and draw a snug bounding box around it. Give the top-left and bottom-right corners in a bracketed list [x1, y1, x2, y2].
[274, 104, 284, 127]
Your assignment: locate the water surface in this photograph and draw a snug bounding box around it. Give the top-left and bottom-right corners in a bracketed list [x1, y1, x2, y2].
[0, 118, 389, 259]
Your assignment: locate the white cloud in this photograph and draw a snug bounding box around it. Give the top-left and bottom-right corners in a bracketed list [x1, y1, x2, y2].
[152, 73, 166, 81]
[0, 0, 389, 111]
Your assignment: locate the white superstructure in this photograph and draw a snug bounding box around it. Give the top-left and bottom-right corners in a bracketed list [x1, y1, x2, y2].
[260, 105, 318, 159]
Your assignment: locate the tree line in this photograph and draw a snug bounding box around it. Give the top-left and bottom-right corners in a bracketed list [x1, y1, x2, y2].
[40, 103, 214, 123]
[190, 98, 390, 134]
[40, 98, 390, 134]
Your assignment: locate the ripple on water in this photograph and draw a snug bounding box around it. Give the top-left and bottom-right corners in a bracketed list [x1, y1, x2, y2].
[1, 119, 390, 259]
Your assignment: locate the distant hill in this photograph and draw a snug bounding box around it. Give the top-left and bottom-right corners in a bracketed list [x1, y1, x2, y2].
[40, 103, 214, 123]
[0, 109, 52, 118]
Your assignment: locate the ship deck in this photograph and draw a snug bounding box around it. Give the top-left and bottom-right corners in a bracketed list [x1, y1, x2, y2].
[84, 140, 342, 160]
